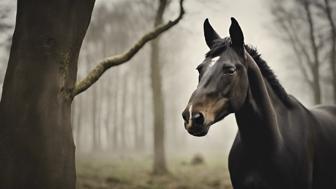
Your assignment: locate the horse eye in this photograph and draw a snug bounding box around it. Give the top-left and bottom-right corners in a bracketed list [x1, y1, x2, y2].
[223, 66, 236, 75]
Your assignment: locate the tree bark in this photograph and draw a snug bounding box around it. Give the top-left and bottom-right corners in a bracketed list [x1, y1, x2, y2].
[151, 0, 168, 175]
[0, 0, 94, 188]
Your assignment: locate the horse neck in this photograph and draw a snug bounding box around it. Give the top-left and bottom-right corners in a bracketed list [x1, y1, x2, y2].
[235, 54, 283, 152]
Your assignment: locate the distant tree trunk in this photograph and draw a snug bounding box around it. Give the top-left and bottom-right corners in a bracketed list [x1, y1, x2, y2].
[96, 83, 102, 150]
[139, 65, 146, 151]
[103, 82, 110, 150]
[303, 0, 321, 104]
[132, 66, 140, 150]
[92, 80, 99, 150]
[120, 72, 128, 151]
[106, 69, 116, 149]
[112, 68, 120, 150]
[151, 0, 168, 175]
[323, 0, 336, 103]
[312, 67, 321, 104]
[0, 0, 95, 188]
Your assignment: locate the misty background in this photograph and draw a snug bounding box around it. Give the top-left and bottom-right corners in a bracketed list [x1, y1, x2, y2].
[0, 0, 334, 188]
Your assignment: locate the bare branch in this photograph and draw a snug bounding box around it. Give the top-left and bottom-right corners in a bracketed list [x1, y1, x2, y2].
[73, 0, 185, 98]
[289, 36, 314, 87]
[302, 0, 320, 68]
[323, 0, 336, 102]
[276, 13, 313, 87]
[286, 18, 314, 68]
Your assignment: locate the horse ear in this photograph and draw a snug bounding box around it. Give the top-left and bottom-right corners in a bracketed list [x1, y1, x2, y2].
[204, 18, 220, 49]
[229, 17, 244, 54]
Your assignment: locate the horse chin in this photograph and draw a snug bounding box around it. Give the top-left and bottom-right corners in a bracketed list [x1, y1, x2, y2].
[186, 124, 210, 137]
[187, 128, 209, 137]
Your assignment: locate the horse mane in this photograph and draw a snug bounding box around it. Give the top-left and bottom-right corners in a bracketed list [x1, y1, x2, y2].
[206, 37, 293, 108]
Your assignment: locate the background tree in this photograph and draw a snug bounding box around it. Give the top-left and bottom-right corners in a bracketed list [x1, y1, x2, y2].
[314, 0, 336, 103]
[151, 0, 169, 175]
[270, 0, 336, 104]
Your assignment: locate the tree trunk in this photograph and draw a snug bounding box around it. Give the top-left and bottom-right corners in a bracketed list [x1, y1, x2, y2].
[112, 68, 120, 150]
[151, 0, 168, 175]
[92, 84, 99, 151]
[324, 0, 336, 103]
[139, 63, 146, 151]
[303, 0, 322, 104]
[106, 69, 116, 149]
[120, 72, 128, 152]
[0, 0, 94, 188]
[312, 66, 322, 104]
[96, 83, 102, 150]
[132, 65, 140, 151]
[104, 77, 112, 150]
[151, 37, 168, 174]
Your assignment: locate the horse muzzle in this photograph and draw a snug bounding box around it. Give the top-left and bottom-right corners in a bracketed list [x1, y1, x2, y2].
[182, 108, 210, 137]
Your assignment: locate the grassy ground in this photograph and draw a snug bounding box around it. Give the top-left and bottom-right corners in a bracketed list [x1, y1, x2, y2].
[77, 153, 233, 189]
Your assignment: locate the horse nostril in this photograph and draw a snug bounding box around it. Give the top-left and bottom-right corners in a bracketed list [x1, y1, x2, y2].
[192, 112, 205, 125]
[182, 110, 189, 123]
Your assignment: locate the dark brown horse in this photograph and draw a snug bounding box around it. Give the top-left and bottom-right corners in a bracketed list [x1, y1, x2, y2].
[182, 18, 336, 189]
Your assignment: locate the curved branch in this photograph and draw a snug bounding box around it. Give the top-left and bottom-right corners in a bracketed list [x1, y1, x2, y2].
[73, 0, 185, 97]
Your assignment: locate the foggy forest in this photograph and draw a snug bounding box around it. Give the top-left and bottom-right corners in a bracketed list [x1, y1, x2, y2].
[0, 0, 335, 189]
